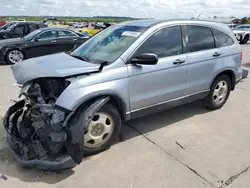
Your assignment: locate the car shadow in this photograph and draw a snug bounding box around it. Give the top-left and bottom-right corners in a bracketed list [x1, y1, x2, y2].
[0, 100, 209, 184]
[243, 62, 250, 68]
[119, 100, 210, 141]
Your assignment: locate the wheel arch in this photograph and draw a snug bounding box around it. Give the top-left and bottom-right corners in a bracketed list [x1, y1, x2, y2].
[73, 93, 128, 121]
[210, 69, 236, 90]
[4, 48, 26, 62]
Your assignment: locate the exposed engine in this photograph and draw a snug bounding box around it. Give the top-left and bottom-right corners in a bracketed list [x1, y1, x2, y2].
[4, 78, 80, 169]
[4, 78, 109, 170]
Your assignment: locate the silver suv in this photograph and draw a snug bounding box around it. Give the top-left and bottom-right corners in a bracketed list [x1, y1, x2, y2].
[4, 20, 244, 170]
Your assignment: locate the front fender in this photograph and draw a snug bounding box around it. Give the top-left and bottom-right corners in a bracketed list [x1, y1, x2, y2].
[55, 78, 130, 114]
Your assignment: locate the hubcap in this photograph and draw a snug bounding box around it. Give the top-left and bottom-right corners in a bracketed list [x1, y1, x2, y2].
[213, 81, 228, 105]
[84, 112, 114, 148]
[8, 50, 24, 64]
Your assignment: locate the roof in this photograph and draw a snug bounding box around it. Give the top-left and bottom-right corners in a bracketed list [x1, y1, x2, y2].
[118, 19, 228, 28]
[37, 27, 73, 31]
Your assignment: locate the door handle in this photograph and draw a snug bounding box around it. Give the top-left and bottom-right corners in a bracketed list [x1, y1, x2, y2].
[51, 40, 57, 43]
[72, 38, 78, 41]
[213, 52, 221, 57]
[173, 59, 185, 65]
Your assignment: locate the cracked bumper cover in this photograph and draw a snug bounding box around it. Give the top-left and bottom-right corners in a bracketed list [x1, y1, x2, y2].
[3, 100, 77, 171]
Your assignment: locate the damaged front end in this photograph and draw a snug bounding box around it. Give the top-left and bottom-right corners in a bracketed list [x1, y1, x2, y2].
[3, 78, 84, 170]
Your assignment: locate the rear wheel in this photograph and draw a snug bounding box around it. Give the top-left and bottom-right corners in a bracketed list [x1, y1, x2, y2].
[6, 49, 25, 64]
[203, 75, 231, 110]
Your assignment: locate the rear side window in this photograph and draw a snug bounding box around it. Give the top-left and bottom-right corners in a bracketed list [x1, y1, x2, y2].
[212, 29, 234, 47]
[134, 26, 183, 58]
[58, 30, 77, 37]
[29, 24, 38, 32]
[186, 26, 215, 52]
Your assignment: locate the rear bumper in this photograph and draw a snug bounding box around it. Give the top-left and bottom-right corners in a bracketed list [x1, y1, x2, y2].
[236, 69, 248, 85]
[3, 100, 77, 171]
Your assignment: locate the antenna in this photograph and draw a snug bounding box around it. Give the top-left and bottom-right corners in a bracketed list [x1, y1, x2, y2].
[197, 13, 201, 19]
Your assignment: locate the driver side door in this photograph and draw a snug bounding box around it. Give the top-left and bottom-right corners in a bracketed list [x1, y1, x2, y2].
[128, 26, 188, 118]
[25, 30, 60, 58]
[10, 24, 25, 38]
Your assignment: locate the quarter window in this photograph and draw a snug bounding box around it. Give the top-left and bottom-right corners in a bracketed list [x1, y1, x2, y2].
[212, 29, 234, 47]
[186, 26, 215, 52]
[134, 26, 183, 58]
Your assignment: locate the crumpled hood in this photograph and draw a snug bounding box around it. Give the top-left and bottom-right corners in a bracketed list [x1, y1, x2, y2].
[11, 53, 101, 84]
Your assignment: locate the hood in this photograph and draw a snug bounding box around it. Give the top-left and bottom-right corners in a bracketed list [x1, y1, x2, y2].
[0, 37, 24, 45]
[0, 30, 8, 35]
[11, 53, 101, 84]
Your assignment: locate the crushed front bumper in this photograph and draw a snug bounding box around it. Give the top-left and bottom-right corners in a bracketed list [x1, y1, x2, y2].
[3, 100, 77, 171]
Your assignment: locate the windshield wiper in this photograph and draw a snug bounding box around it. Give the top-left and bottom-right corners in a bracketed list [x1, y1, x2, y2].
[70, 54, 90, 62]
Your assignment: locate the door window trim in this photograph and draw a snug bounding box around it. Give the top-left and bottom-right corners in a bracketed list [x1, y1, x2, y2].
[126, 24, 185, 64]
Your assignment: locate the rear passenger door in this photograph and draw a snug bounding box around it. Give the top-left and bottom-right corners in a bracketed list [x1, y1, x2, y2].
[184, 25, 223, 101]
[128, 26, 188, 118]
[57, 30, 80, 52]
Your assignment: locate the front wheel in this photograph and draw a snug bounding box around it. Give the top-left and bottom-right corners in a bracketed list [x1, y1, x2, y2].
[240, 35, 249, 44]
[6, 49, 25, 64]
[82, 103, 121, 156]
[203, 75, 231, 110]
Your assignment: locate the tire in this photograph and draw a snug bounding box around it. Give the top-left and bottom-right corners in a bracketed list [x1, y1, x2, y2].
[80, 102, 121, 156]
[203, 75, 231, 110]
[6, 49, 25, 64]
[240, 35, 249, 44]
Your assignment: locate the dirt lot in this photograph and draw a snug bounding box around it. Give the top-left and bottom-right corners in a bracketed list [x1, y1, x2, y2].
[0, 45, 250, 188]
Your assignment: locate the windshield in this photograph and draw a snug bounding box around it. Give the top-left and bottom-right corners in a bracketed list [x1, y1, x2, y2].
[5, 24, 16, 32]
[71, 25, 147, 64]
[23, 29, 42, 40]
[234, 25, 250, 31]
[2, 22, 13, 30]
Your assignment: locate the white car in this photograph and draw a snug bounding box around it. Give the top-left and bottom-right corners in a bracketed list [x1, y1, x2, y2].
[232, 25, 250, 44]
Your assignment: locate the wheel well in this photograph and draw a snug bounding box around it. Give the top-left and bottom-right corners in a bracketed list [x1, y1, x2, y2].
[215, 70, 235, 90]
[75, 95, 126, 121]
[5, 48, 26, 62]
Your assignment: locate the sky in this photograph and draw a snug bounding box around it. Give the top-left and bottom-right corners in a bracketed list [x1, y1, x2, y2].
[0, 0, 249, 19]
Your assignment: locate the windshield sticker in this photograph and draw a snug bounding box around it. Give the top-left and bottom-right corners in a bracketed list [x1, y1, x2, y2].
[122, 31, 141, 37]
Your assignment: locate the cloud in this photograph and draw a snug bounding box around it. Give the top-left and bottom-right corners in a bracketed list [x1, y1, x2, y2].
[0, 0, 249, 18]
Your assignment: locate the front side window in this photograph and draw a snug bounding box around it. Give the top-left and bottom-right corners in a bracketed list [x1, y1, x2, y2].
[71, 25, 147, 64]
[58, 30, 76, 37]
[186, 26, 215, 52]
[134, 26, 183, 58]
[212, 29, 234, 47]
[12, 25, 24, 35]
[36, 30, 57, 40]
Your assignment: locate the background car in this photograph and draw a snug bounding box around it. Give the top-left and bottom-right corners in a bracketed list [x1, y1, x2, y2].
[0, 20, 6, 26]
[0, 21, 47, 40]
[232, 24, 250, 44]
[78, 24, 107, 35]
[0, 28, 90, 64]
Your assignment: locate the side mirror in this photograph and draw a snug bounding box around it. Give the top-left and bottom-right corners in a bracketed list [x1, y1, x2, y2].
[130, 53, 158, 65]
[34, 38, 39, 42]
